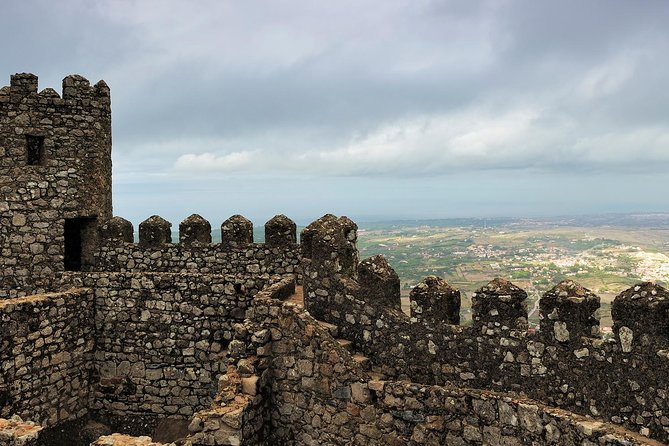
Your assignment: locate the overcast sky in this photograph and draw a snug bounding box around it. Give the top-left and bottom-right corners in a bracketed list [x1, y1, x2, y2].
[2, 0, 669, 226]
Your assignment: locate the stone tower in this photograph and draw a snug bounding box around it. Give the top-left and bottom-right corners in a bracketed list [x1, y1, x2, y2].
[0, 73, 112, 297]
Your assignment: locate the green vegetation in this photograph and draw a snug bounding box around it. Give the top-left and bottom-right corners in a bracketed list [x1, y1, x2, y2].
[357, 219, 669, 327]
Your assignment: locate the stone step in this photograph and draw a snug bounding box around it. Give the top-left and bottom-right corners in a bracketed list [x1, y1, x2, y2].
[352, 354, 371, 371]
[336, 338, 353, 352]
[369, 370, 386, 381]
[316, 320, 339, 337]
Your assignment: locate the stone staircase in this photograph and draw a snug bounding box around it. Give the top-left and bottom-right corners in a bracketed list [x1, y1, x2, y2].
[315, 320, 373, 372]
[285, 286, 380, 376]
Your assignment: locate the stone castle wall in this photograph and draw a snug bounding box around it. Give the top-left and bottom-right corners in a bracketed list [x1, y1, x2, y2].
[301, 214, 669, 443]
[1, 71, 667, 445]
[214, 278, 661, 446]
[0, 417, 42, 446]
[0, 289, 95, 427]
[60, 271, 276, 422]
[94, 215, 301, 283]
[0, 277, 662, 446]
[0, 269, 280, 442]
[0, 74, 112, 298]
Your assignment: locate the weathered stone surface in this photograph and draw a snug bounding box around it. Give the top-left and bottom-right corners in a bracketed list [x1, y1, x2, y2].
[301, 214, 358, 277]
[95, 236, 301, 283]
[612, 282, 669, 351]
[472, 278, 528, 334]
[358, 255, 401, 310]
[59, 271, 272, 420]
[100, 217, 134, 243]
[0, 73, 112, 298]
[179, 214, 212, 246]
[91, 433, 173, 446]
[0, 416, 42, 446]
[299, 214, 669, 444]
[410, 275, 461, 325]
[265, 214, 297, 247]
[0, 290, 94, 427]
[301, 214, 359, 320]
[139, 215, 172, 248]
[540, 280, 600, 343]
[221, 215, 253, 248]
[223, 279, 661, 446]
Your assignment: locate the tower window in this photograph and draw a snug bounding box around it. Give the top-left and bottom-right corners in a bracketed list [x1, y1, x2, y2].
[26, 135, 44, 165]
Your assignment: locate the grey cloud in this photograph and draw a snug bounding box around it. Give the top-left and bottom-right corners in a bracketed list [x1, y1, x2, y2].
[2, 0, 668, 218]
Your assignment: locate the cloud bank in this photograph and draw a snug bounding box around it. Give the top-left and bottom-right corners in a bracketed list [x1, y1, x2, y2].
[2, 0, 669, 220]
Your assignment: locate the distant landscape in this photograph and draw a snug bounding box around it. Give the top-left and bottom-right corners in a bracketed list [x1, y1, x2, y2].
[355, 213, 669, 328]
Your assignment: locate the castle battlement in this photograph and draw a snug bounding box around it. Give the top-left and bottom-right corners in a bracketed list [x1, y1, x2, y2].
[1, 73, 666, 445]
[300, 213, 669, 442]
[100, 214, 299, 248]
[93, 214, 302, 282]
[0, 73, 110, 106]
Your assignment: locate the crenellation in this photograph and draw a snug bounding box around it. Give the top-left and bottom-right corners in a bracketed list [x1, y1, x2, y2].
[264, 214, 296, 247]
[62, 74, 92, 100]
[227, 277, 663, 446]
[300, 213, 358, 277]
[540, 280, 600, 344]
[9, 73, 38, 100]
[300, 215, 669, 442]
[357, 254, 401, 311]
[612, 282, 669, 353]
[138, 215, 172, 248]
[301, 214, 360, 322]
[93, 80, 111, 99]
[179, 214, 211, 246]
[37, 88, 60, 100]
[96, 215, 302, 284]
[220, 214, 253, 248]
[1, 73, 668, 445]
[410, 275, 461, 325]
[471, 277, 529, 335]
[100, 216, 134, 243]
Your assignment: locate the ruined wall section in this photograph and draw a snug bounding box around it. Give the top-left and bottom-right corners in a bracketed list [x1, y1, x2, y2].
[301, 215, 669, 443]
[229, 278, 372, 445]
[0, 73, 112, 298]
[0, 289, 95, 427]
[94, 215, 301, 282]
[229, 278, 659, 446]
[0, 278, 659, 446]
[0, 417, 42, 446]
[60, 271, 274, 422]
[186, 281, 283, 445]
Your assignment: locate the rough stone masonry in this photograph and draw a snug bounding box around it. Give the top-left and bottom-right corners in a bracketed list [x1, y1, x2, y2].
[0, 73, 667, 446]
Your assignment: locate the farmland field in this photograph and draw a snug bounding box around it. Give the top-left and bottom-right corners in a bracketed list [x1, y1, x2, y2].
[356, 214, 669, 327]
